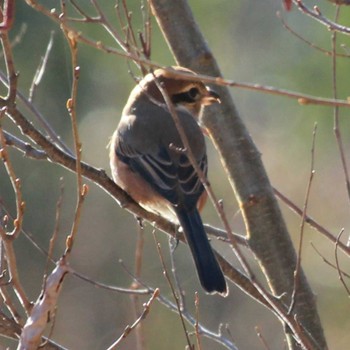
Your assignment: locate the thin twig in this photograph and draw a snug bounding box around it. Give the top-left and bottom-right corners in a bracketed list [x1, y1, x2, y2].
[0, 259, 23, 325]
[0, 70, 73, 156]
[70, 266, 151, 294]
[168, 237, 186, 312]
[29, 30, 55, 102]
[43, 179, 65, 290]
[255, 326, 271, 350]
[194, 292, 202, 350]
[277, 11, 350, 58]
[0, 111, 32, 314]
[106, 288, 159, 350]
[152, 231, 194, 349]
[311, 242, 350, 278]
[156, 290, 238, 350]
[130, 222, 146, 350]
[61, 25, 87, 255]
[294, 0, 350, 35]
[0, 0, 15, 30]
[114, 259, 239, 349]
[0, 233, 32, 313]
[140, 0, 152, 60]
[0, 23, 27, 59]
[334, 229, 350, 295]
[3, 130, 47, 160]
[0, 240, 26, 320]
[0, 110, 24, 239]
[274, 188, 350, 255]
[331, 6, 350, 201]
[289, 123, 317, 314]
[0, 26, 17, 106]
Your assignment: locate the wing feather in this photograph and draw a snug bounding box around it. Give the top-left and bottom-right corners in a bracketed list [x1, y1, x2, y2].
[116, 139, 206, 208]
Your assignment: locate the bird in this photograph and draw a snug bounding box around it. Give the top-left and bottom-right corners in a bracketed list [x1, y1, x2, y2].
[109, 66, 228, 295]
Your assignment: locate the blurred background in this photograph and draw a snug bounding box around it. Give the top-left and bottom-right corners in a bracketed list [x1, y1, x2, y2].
[1, 0, 350, 349]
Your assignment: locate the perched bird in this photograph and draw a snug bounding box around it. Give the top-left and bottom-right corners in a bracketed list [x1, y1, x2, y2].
[110, 67, 227, 295]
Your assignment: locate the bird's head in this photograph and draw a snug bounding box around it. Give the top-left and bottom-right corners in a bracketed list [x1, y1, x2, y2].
[139, 66, 220, 117]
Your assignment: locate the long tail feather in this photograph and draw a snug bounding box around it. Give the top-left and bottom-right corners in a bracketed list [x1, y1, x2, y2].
[175, 207, 227, 295]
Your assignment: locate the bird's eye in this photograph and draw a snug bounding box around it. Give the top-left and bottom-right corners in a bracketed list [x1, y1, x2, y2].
[171, 87, 201, 105]
[187, 87, 200, 100]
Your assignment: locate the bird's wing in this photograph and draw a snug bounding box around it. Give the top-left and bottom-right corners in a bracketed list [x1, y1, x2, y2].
[178, 153, 207, 208]
[116, 141, 179, 204]
[116, 140, 206, 208]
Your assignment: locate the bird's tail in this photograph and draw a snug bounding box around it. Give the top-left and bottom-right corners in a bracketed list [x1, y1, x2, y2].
[174, 207, 228, 296]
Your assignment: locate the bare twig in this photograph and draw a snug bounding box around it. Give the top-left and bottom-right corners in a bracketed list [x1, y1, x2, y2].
[0, 111, 31, 314]
[0, 70, 73, 156]
[194, 292, 202, 350]
[331, 6, 350, 201]
[106, 288, 159, 350]
[0, 23, 27, 59]
[168, 237, 187, 312]
[0, 309, 21, 340]
[0, 0, 15, 30]
[274, 188, 350, 255]
[3, 130, 48, 160]
[61, 26, 87, 255]
[0, 27, 18, 106]
[152, 231, 194, 349]
[0, 273, 23, 324]
[0, 231, 32, 313]
[43, 179, 65, 290]
[140, 0, 152, 60]
[29, 31, 54, 102]
[334, 229, 350, 295]
[277, 11, 350, 58]
[155, 290, 238, 350]
[311, 242, 350, 278]
[0, 110, 24, 239]
[113, 259, 239, 349]
[130, 223, 146, 350]
[255, 326, 271, 350]
[289, 124, 317, 314]
[294, 0, 350, 35]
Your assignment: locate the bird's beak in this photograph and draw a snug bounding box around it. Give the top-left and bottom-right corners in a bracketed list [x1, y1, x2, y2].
[202, 88, 221, 105]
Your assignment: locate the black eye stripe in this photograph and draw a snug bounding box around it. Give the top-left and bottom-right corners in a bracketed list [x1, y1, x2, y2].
[171, 88, 200, 104]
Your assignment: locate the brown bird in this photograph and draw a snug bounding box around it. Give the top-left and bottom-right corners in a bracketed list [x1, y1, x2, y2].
[110, 67, 227, 295]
